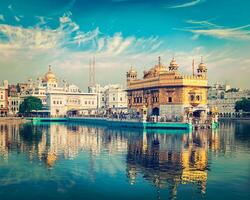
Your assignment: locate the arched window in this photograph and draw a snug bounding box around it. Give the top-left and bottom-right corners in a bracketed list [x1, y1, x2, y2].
[196, 95, 200, 101]
[190, 95, 195, 101]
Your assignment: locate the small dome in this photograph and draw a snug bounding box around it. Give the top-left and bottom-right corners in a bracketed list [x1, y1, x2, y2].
[128, 66, 137, 74]
[43, 66, 57, 83]
[198, 57, 207, 71]
[169, 57, 179, 70]
[198, 62, 207, 70]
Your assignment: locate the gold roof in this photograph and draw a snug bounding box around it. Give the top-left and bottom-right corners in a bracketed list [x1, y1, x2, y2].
[128, 66, 137, 74]
[43, 65, 57, 83]
[198, 57, 207, 71]
[170, 58, 179, 67]
[169, 57, 179, 69]
[198, 62, 207, 70]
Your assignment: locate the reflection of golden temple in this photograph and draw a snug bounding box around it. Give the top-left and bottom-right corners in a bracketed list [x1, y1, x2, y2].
[126, 131, 211, 198]
[46, 152, 57, 167]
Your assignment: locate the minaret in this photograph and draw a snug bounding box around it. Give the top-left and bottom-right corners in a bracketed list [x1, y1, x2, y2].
[88, 56, 96, 89]
[158, 56, 161, 67]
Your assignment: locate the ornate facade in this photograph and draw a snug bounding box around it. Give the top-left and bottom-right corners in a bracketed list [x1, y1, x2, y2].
[126, 57, 209, 119]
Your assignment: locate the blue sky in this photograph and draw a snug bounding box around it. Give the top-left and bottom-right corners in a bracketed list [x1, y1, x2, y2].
[0, 0, 249, 90]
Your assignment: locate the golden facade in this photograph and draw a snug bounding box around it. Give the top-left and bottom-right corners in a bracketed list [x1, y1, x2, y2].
[126, 57, 209, 117]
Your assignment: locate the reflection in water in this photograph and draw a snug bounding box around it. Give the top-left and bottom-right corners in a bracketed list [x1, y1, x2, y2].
[0, 121, 246, 200]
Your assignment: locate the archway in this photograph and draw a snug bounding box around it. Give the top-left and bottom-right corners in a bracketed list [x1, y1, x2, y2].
[152, 107, 159, 116]
[193, 110, 202, 118]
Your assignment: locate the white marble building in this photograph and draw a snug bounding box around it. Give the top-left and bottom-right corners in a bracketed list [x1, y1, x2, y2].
[89, 84, 127, 110]
[9, 66, 98, 117]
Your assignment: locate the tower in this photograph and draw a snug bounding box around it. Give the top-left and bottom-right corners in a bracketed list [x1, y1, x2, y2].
[126, 66, 137, 82]
[88, 56, 96, 88]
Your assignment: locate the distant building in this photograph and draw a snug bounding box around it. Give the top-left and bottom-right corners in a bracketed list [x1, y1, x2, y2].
[6, 66, 98, 117]
[46, 92, 97, 117]
[89, 84, 127, 111]
[40, 66, 98, 117]
[8, 96, 22, 115]
[208, 82, 231, 100]
[126, 57, 209, 119]
[208, 86, 250, 117]
[0, 80, 9, 116]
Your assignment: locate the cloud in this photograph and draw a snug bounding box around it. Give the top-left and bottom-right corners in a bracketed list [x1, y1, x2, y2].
[168, 0, 205, 8]
[0, 14, 249, 89]
[180, 20, 250, 41]
[0, 14, 4, 21]
[0, 13, 100, 51]
[0, 13, 163, 57]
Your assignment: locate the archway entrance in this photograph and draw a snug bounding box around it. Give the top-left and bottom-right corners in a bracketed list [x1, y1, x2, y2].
[193, 109, 207, 123]
[152, 107, 159, 116]
[193, 110, 202, 118]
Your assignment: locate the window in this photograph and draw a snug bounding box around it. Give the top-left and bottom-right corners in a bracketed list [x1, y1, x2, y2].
[196, 95, 201, 101]
[190, 95, 195, 101]
[120, 97, 122, 101]
[168, 97, 172, 103]
[113, 97, 115, 101]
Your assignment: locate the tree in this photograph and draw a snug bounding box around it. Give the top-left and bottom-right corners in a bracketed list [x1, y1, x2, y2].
[19, 96, 43, 114]
[235, 98, 250, 112]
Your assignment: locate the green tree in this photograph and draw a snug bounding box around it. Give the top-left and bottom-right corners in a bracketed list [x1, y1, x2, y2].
[235, 98, 250, 112]
[19, 96, 43, 114]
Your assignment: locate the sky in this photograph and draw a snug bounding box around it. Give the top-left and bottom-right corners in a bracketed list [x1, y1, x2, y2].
[0, 0, 249, 91]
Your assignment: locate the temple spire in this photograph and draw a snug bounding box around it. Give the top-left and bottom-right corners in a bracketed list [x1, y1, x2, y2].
[192, 59, 195, 76]
[158, 56, 161, 67]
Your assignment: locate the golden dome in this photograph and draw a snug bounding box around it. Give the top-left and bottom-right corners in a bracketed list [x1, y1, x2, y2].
[169, 57, 179, 70]
[128, 66, 137, 74]
[198, 57, 207, 71]
[198, 62, 207, 70]
[43, 65, 57, 83]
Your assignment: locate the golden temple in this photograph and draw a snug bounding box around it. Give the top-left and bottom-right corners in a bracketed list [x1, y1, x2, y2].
[126, 56, 209, 119]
